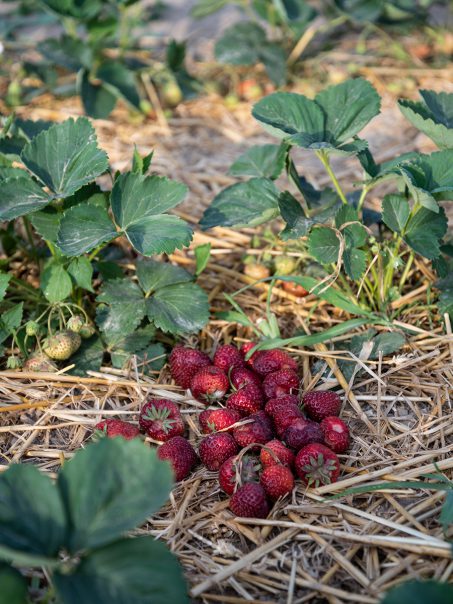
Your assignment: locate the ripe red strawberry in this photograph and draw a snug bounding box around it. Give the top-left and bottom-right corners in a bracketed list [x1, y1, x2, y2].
[240, 342, 259, 368]
[263, 369, 299, 399]
[260, 439, 295, 468]
[94, 419, 140, 440]
[199, 432, 238, 471]
[139, 399, 184, 442]
[230, 366, 262, 390]
[218, 454, 260, 495]
[199, 408, 241, 434]
[320, 416, 350, 453]
[302, 391, 341, 422]
[271, 405, 305, 437]
[253, 349, 298, 376]
[265, 395, 300, 416]
[226, 384, 264, 415]
[260, 464, 295, 500]
[284, 419, 324, 450]
[295, 443, 340, 487]
[253, 410, 274, 432]
[169, 346, 211, 389]
[233, 412, 273, 449]
[213, 344, 244, 372]
[190, 366, 229, 404]
[157, 436, 197, 481]
[229, 482, 269, 518]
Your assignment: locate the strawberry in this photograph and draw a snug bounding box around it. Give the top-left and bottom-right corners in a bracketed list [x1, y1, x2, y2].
[226, 384, 264, 415]
[67, 315, 84, 333]
[230, 366, 262, 390]
[79, 322, 96, 339]
[218, 454, 260, 495]
[199, 432, 238, 471]
[295, 443, 340, 487]
[229, 482, 269, 518]
[260, 439, 295, 468]
[43, 330, 81, 361]
[284, 420, 324, 451]
[94, 419, 140, 440]
[270, 405, 305, 438]
[253, 349, 298, 376]
[260, 464, 294, 500]
[23, 353, 57, 372]
[190, 366, 229, 404]
[265, 395, 300, 416]
[320, 416, 350, 453]
[157, 436, 197, 481]
[273, 255, 297, 276]
[169, 346, 211, 389]
[213, 344, 244, 372]
[263, 369, 299, 399]
[139, 399, 184, 441]
[239, 342, 259, 368]
[281, 280, 308, 297]
[233, 412, 273, 449]
[199, 408, 241, 433]
[302, 391, 341, 422]
[253, 410, 274, 432]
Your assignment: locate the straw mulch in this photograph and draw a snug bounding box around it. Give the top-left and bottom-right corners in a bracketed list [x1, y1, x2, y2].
[1, 70, 453, 602]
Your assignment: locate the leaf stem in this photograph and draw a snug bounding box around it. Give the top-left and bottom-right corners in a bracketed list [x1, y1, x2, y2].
[316, 151, 348, 205]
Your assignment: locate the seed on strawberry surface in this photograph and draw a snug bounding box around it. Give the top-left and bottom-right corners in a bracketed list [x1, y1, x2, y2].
[271, 406, 305, 438]
[157, 436, 197, 481]
[295, 443, 340, 487]
[229, 483, 269, 518]
[139, 399, 184, 442]
[190, 366, 229, 404]
[23, 353, 57, 372]
[253, 410, 274, 432]
[213, 344, 244, 372]
[230, 366, 262, 390]
[253, 349, 298, 376]
[233, 412, 273, 449]
[43, 330, 81, 361]
[226, 384, 264, 415]
[199, 432, 238, 471]
[263, 369, 300, 399]
[199, 408, 241, 434]
[284, 419, 324, 450]
[260, 464, 295, 500]
[169, 346, 211, 389]
[320, 416, 350, 453]
[302, 391, 341, 422]
[218, 454, 260, 495]
[94, 419, 140, 441]
[260, 439, 295, 468]
[265, 395, 300, 416]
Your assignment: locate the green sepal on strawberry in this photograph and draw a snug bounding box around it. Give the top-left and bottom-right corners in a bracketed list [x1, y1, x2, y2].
[218, 454, 260, 495]
[94, 419, 140, 441]
[157, 436, 198, 482]
[139, 399, 184, 442]
[295, 443, 340, 487]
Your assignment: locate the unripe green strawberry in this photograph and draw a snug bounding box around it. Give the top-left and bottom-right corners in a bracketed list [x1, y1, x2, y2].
[274, 255, 296, 276]
[25, 321, 41, 337]
[79, 322, 96, 339]
[67, 315, 84, 333]
[43, 330, 81, 361]
[23, 353, 57, 372]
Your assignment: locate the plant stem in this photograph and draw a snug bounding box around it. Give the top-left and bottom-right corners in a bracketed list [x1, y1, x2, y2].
[88, 243, 108, 262]
[399, 251, 414, 291]
[357, 185, 369, 212]
[316, 151, 348, 205]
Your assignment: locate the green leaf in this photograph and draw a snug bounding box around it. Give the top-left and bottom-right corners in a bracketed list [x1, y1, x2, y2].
[96, 279, 146, 342]
[315, 78, 380, 143]
[0, 176, 51, 221]
[111, 173, 192, 256]
[380, 580, 453, 604]
[97, 61, 140, 109]
[0, 564, 28, 604]
[279, 191, 313, 239]
[136, 260, 192, 294]
[21, 117, 109, 198]
[399, 90, 453, 149]
[38, 36, 92, 72]
[343, 248, 367, 280]
[57, 439, 174, 552]
[439, 490, 453, 530]
[0, 464, 66, 557]
[146, 282, 210, 335]
[0, 274, 10, 301]
[40, 264, 73, 303]
[400, 150, 453, 211]
[53, 536, 189, 604]
[200, 178, 280, 229]
[259, 43, 287, 87]
[29, 206, 61, 242]
[192, 0, 228, 18]
[229, 143, 288, 179]
[134, 343, 166, 374]
[68, 336, 104, 377]
[57, 204, 117, 256]
[404, 206, 447, 259]
[108, 325, 156, 367]
[79, 70, 117, 119]
[67, 257, 94, 292]
[131, 147, 153, 175]
[194, 243, 211, 276]
[0, 303, 23, 345]
[382, 195, 410, 233]
[14, 118, 54, 140]
[308, 227, 340, 264]
[335, 205, 367, 248]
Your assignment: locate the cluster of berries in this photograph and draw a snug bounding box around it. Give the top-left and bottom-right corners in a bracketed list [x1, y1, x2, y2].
[94, 343, 350, 518]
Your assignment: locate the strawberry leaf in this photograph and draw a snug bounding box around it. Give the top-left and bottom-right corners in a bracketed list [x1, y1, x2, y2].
[136, 259, 193, 295]
[229, 143, 288, 180]
[399, 90, 453, 150]
[399, 150, 453, 212]
[0, 176, 51, 221]
[53, 536, 189, 604]
[146, 282, 209, 334]
[381, 195, 410, 233]
[67, 257, 94, 292]
[68, 336, 104, 377]
[0, 563, 28, 604]
[279, 191, 314, 239]
[308, 227, 340, 264]
[57, 204, 118, 256]
[380, 580, 453, 604]
[57, 439, 174, 552]
[403, 206, 447, 259]
[40, 264, 73, 303]
[96, 279, 146, 342]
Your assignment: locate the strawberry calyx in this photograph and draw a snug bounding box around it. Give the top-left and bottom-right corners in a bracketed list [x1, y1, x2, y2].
[143, 405, 176, 434]
[302, 453, 337, 488]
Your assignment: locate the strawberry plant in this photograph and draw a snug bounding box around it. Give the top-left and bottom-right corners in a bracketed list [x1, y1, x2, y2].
[0, 115, 209, 374]
[200, 80, 453, 332]
[3, 0, 197, 117]
[0, 437, 189, 603]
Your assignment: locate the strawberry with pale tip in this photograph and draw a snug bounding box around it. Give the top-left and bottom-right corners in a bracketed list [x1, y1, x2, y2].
[190, 366, 229, 404]
[320, 416, 350, 453]
[284, 419, 324, 450]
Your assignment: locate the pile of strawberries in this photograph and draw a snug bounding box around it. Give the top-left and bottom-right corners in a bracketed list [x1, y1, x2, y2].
[95, 343, 350, 518]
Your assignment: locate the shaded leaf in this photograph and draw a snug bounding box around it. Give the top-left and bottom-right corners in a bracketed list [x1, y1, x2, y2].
[146, 282, 210, 334]
[229, 143, 288, 180]
[0, 176, 51, 221]
[69, 336, 104, 377]
[29, 206, 61, 242]
[399, 90, 453, 149]
[97, 61, 140, 109]
[67, 257, 94, 292]
[38, 36, 92, 72]
[380, 580, 453, 604]
[0, 303, 23, 344]
[308, 227, 340, 264]
[0, 564, 29, 604]
[40, 264, 72, 302]
[381, 195, 410, 233]
[279, 191, 313, 239]
[57, 204, 117, 257]
[404, 206, 447, 259]
[136, 260, 192, 294]
[79, 70, 117, 119]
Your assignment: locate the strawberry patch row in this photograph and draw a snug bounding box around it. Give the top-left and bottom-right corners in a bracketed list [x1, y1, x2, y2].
[95, 343, 350, 518]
